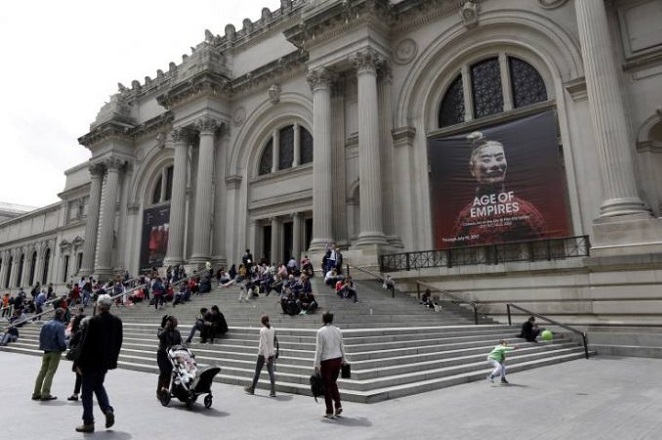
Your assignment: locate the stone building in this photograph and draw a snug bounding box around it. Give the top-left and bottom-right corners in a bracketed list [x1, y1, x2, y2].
[1, 0, 662, 326]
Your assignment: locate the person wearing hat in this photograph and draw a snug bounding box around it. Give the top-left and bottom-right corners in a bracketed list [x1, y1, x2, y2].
[74, 294, 123, 433]
[32, 307, 67, 401]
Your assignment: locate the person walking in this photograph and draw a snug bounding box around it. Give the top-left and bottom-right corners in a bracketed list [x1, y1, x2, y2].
[244, 315, 277, 397]
[75, 294, 123, 433]
[157, 315, 182, 399]
[313, 311, 348, 419]
[486, 339, 517, 384]
[67, 306, 87, 401]
[32, 308, 68, 401]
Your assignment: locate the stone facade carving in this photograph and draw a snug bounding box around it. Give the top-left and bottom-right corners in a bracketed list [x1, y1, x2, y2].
[307, 67, 336, 90]
[233, 106, 247, 126]
[352, 48, 384, 73]
[537, 0, 569, 9]
[394, 38, 418, 65]
[268, 83, 282, 104]
[460, 1, 479, 29]
[197, 117, 221, 136]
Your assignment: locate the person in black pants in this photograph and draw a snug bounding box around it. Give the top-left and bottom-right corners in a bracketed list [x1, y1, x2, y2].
[67, 306, 87, 401]
[156, 315, 182, 399]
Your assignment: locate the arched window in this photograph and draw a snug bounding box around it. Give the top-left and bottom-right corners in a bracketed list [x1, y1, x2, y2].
[151, 165, 174, 205]
[439, 55, 548, 128]
[258, 124, 313, 176]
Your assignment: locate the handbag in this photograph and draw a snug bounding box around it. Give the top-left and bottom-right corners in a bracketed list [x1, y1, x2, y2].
[65, 346, 79, 361]
[341, 363, 351, 379]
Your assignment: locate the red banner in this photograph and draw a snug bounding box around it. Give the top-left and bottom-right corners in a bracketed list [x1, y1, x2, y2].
[428, 111, 570, 249]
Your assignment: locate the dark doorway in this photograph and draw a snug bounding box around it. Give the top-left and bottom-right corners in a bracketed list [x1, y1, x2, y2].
[283, 221, 293, 263]
[62, 255, 70, 283]
[263, 225, 272, 264]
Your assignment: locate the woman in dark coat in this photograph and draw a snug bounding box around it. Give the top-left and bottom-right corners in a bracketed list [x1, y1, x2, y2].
[156, 315, 182, 399]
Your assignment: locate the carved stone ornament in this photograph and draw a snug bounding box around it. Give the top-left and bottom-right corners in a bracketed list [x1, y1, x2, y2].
[104, 157, 125, 171]
[537, 0, 569, 9]
[89, 163, 105, 177]
[233, 106, 247, 127]
[197, 117, 221, 136]
[307, 68, 335, 91]
[352, 48, 383, 73]
[170, 127, 190, 144]
[394, 38, 418, 65]
[269, 83, 282, 105]
[460, 1, 479, 29]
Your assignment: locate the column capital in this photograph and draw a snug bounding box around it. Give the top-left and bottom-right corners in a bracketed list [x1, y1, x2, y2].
[89, 163, 105, 177]
[104, 157, 125, 171]
[196, 117, 222, 136]
[170, 127, 193, 144]
[307, 67, 336, 91]
[352, 48, 384, 74]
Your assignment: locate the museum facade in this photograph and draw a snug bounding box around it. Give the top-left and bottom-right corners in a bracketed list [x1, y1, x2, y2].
[1, 0, 662, 325]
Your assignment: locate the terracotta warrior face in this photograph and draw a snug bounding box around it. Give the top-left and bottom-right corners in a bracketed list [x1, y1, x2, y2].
[470, 142, 507, 185]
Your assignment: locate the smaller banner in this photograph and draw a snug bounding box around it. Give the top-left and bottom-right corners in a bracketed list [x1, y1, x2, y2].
[139, 205, 170, 271]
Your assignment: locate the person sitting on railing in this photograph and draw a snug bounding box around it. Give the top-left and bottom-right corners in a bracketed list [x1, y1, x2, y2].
[339, 277, 358, 303]
[325, 268, 343, 287]
[518, 316, 541, 343]
[0, 307, 27, 346]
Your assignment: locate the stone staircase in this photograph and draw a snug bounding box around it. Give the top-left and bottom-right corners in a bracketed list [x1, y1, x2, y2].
[0, 276, 591, 403]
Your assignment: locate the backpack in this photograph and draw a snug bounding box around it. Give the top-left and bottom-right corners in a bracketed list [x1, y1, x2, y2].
[309, 373, 325, 403]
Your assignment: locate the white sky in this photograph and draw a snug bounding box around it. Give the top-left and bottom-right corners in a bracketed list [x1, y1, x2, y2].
[0, 0, 283, 208]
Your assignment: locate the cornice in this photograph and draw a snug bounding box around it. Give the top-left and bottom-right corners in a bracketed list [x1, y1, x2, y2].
[284, 0, 392, 50]
[390, 0, 465, 35]
[157, 71, 232, 110]
[231, 50, 309, 98]
[130, 112, 174, 140]
[78, 120, 135, 149]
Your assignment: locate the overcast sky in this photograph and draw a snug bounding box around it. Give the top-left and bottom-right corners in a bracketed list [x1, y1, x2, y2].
[0, 0, 283, 208]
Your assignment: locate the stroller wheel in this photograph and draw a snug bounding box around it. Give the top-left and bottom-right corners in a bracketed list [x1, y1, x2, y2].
[159, 389, 171, 407]
[204, 394, 213, 409]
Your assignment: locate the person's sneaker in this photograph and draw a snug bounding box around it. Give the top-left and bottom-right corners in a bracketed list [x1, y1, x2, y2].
[31, 394, 41, 401]
[323, 414, 335, 419]
[75, 424, 95, 433]
[40, 395, 57, 401]
[334, 407, 343, 417]
[501, 378, 509, 384]
[104, 410, 114, 428]
[269, 390, 277, 397]
[486, 375, 494, 383]
[244, 386, 254, 395]
[67, 395, 79, 401]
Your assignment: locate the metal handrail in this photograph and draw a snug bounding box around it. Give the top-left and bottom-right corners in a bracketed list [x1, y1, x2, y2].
[416, 281, 480, 325]
[506, 303, 589, 359]
[345, 264, 396, 298]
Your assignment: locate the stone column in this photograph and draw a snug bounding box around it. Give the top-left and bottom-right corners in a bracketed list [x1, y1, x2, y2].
[164, 128, 190, 266]
[79, 163, 104, 276]
[212, 127, 230, 267]
[292, 212, 302, 260]
[354, 48, 387, 246]
[96, 158, 123, 276]
[0, 251, 9, 288]
[272, 129, 280, 173]
[307, 68, 335, 251]
[576, 0, 648, 218]
[9, 249, 21, 288]
[34, 243, 45, 288]
[190, 117, 220, 264]
[292, 123, 300, 167]
[270, 217, 280, 264]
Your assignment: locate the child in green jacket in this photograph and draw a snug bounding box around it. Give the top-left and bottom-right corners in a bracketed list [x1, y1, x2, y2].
[487, 339, 517, 384]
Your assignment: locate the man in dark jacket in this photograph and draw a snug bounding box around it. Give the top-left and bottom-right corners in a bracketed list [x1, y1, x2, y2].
[31, 308, 67, 401]
[75, 294, 123, 433]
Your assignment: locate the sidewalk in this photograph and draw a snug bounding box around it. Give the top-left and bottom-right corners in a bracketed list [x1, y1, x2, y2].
[2, 352, 660, 440]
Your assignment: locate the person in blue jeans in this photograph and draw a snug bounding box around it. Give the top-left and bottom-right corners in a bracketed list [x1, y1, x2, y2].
[486, 339, 517, 384]
[74, 294, 123, 433]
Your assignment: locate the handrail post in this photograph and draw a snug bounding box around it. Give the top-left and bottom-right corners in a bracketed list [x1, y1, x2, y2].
[507, 304, 512, 326]
[346, 264, 350, 277]
[416, 283, 421, 300]
[582, 333, 589, 359]
[473, 305, 478, 325]
[406, 252, 411, 271]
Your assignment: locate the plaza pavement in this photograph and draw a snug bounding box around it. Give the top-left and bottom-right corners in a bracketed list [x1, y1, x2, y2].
[3, 351, 660, 440]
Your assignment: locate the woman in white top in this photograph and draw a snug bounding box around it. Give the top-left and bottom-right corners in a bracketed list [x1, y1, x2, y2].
[314, 311, 347, 419]
[244, 315, 277, 397]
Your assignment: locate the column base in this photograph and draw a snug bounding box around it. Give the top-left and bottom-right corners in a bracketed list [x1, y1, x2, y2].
[355, 231, 388, 247]
[308, 238, 334, 252]
[599, 197, 650, 218]
[163, 258, 185, 268]
[386, 235, 404, 249]
[211, 256, 227, 268]
[591, 216, 662, 257]
[188, 255, 211, 267]
[77, 268, 93, 278]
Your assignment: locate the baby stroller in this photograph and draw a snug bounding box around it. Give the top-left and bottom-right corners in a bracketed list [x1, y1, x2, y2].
[159, 344, 221, 409]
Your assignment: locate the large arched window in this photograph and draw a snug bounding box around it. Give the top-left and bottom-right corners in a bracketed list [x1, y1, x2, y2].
[438, 55, 548, 128]
[258, 124, 313, 176]
[151, 166, 174, 205]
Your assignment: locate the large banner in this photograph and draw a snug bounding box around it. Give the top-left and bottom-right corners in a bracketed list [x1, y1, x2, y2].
[428, 110, 570, 249]
[139, 205, 170, 271]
